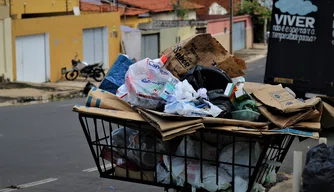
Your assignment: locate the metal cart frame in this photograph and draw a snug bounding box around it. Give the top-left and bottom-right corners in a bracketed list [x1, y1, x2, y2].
[78, 112, 294, 192]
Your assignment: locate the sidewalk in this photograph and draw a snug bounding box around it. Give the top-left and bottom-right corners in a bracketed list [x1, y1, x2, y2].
[0, 79, 100, 107]
[0, 45, 268, 107]
[234, 43, 268, 63]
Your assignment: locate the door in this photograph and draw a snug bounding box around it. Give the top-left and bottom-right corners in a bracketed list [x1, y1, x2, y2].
[141, 34, 159, 59]
[15, 34, 49, 83]
[83, 27, 109, 68]
[233, 21, 246, 52]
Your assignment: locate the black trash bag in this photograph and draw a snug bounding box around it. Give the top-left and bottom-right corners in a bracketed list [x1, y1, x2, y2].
[207, 89, 233, 118]
[83, 81, 97, 96]
[181, 65, 233, 117]
[302, 143, 334, 192]
[181, 65, 233, 91]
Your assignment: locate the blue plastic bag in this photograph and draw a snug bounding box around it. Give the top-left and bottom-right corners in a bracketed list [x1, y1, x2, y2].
[99, 54, 134, 94]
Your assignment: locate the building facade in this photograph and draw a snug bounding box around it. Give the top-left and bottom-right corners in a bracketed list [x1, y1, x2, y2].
[1, 0, 122, 83]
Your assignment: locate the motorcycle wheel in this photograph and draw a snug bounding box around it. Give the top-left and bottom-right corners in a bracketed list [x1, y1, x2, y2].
[93, 69, 105, 82]
[65, 70, 79, 81]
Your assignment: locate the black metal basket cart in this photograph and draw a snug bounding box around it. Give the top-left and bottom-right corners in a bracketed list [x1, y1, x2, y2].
[77, 111, 295, 192]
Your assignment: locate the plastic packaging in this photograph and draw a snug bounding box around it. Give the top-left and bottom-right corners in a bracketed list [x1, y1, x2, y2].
[219, 142, 261, 179]
[302, 143, 334, 192]
[99, 54, 134, 94]
[111, 128, 167, 169]
[231, 110, 260, 122]
[175, 136, 218, 161]
[122, 56, 180, 109]
[161, 156, 232, 192]
[116, 84, 128, 100]
[164, 80, 223, 117]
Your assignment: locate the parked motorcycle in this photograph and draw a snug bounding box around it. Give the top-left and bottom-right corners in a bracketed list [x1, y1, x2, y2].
[65, 58, 105, 82]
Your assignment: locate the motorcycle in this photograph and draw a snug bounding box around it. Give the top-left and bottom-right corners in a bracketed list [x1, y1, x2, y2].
[65, 58, 105, 82]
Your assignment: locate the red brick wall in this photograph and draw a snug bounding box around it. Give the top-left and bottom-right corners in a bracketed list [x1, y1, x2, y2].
[189, 0, 241, 15]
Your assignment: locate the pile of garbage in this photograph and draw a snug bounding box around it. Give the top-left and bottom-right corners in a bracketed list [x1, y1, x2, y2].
[74, 33, 331, 192]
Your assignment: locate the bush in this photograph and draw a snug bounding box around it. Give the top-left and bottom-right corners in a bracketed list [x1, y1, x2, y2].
[235, 0, 272, 43]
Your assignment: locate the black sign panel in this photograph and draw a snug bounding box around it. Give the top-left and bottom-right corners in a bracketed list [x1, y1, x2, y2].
[265, 0, 334, 96]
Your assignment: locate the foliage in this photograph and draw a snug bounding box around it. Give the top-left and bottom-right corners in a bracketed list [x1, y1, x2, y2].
[171, 0, 193, 20]
[235, 0, 272, 42]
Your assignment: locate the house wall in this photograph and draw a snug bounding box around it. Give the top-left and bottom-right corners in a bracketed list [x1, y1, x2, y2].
[189, 0, 240, 15]
[11, 12, 121, 82]
[0, 5, 9, 19]
[120, 16, 152, 28]
[160, 27, 179, 52]
[10, 0, 80, 18]
[151, 10, 197, 20]
[208, 15, 253, 52]
[0, 17, 13, 81]
[178, 26, 196, 41]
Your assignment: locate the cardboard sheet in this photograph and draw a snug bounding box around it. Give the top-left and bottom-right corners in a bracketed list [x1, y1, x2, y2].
[208, 126, 319, 139]
[85, 87, 135, 112]
[162, 33, 247, 79]
[203, 116, 268, 129]
[253, 85, 321, 113]
[257, 105, 314, 128]
[73, 105, 146, 122]
[321, 101, 334, 129]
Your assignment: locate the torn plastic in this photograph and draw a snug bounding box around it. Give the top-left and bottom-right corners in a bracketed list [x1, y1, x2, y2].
[164, 80, 223, 117]
[219, 142, 261, 180]
[180, 66, 233, 117]
[121, 56, 180, 109]
[175, 136, 218, 161]
[99, 54, 134, 94]
[111, 128, 167, 169]
[161, 156, 232, 192]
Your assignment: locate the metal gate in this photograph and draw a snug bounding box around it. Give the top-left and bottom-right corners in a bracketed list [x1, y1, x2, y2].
[141, 33, 159, 59]
[233, 21, 246, 52]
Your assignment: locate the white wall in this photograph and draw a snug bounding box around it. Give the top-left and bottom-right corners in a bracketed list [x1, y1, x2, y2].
[122, 30, 141, 61]
[0, 18, 13, 81]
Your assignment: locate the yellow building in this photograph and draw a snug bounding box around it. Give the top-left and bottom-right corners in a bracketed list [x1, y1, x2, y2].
[3, 0, 122, 83]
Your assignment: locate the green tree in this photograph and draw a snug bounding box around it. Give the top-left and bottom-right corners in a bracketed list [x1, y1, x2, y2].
[236, 0, 272, 42]
[171, 0, 193, 20]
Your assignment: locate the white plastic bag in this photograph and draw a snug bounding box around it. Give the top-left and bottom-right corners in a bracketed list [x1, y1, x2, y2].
[162, 156, 231, 192]
[219, 142, 261, 179]
[164, 80, 222, 117]
[116, 84, 128, 101]
[176, 136, 218, 161]
[122, 57, 179, 109]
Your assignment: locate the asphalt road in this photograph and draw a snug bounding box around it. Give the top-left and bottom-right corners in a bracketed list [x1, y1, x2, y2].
[0, 57, 333, 191]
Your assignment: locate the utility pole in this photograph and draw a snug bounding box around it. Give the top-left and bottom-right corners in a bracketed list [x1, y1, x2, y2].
[229, 0, 233, 54]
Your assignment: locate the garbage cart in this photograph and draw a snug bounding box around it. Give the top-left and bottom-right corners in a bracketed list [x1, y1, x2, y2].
[76, 109, 297, 192]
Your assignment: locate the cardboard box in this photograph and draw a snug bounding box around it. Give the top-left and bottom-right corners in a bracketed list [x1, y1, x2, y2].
[115, 167, 155, 182]
[253, 85, 321, 113]
[162, 33, 246, 79]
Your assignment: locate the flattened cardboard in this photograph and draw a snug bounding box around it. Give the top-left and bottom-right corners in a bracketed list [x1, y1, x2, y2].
[203, 116, 268, 129]
[321, 101, 334, 129]
[253, 85, 321, 113]
[162, 33, 246, 79]
[115, 167, 155, 182]
[73, 105, 146, 122]
[86, 88, 135, 112]
[243, 82, 276, 94]
[207, 126, 263, 136]
[262, 128, 319, 139]
[136, 108, 203, 132]
[257, 105, 314, 128]
[293, 122, 321, 131]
